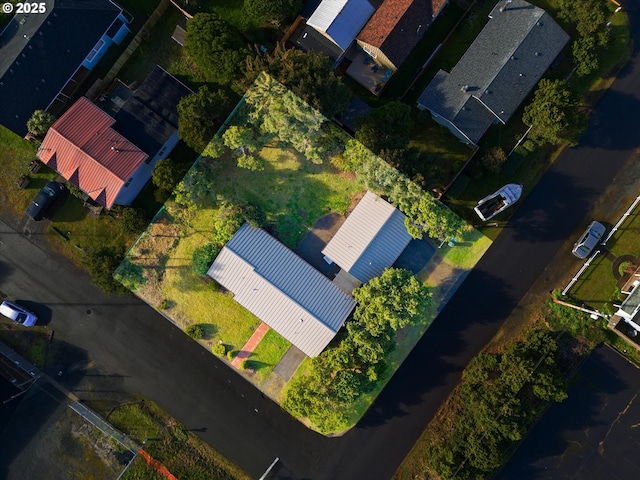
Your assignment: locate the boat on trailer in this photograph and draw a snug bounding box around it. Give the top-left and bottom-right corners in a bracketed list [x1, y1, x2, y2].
[474, 183, 523, 221]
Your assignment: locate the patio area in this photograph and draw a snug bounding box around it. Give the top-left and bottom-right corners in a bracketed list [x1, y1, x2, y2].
[346, 50, 393, 95]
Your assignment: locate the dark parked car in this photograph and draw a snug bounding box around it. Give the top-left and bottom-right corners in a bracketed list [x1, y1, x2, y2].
[572, 221, 606, 259]
[25, 181, 64, 220]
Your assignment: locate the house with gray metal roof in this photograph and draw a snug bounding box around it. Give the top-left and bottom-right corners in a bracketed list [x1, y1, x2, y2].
[207, 224, 356, 358]
[416, 0, 569, 145]
[306, 0, 375, 59]
[322, 191, 413, 284]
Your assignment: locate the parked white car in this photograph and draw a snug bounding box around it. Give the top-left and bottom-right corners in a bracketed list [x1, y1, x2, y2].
[572, 221, 606, 259]
[0, 301, 38, 326]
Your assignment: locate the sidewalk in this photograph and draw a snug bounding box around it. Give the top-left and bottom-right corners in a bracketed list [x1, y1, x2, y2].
[231, 323, 270, 369]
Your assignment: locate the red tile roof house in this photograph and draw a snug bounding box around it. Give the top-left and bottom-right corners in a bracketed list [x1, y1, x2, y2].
[37, 97, 149, 209]
[348, 0, 447, 92]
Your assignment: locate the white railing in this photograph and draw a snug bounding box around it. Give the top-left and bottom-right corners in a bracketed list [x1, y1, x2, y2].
[562, 249, 600, 296]
[602, 193, 640, 245]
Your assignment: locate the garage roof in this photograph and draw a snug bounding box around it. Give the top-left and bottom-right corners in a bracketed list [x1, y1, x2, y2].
[307, 0, 375, 51]
[322, 191, 412, 283]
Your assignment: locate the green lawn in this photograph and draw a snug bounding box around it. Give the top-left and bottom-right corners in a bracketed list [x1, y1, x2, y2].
[216, 146, 361, 248]
[117, 6, 207, 90]
[248, 328, 292, 385]
[0, 126, 49, 217]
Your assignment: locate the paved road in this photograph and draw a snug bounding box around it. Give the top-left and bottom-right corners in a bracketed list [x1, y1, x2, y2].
[496, 345, 640, 479]
[2, 3, 640, 479]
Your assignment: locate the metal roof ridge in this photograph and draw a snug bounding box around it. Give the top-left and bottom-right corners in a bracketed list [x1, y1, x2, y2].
[224, 238, 344, 334]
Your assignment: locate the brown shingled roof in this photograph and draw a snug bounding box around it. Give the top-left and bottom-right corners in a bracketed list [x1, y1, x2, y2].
[357, 0, 446, 68]
[38, 97, 148, 208]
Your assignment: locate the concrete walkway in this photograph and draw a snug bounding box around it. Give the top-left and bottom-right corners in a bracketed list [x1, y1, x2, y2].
[231, 323, 270, 369]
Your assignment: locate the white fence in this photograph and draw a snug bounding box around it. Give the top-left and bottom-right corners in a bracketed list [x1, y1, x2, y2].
[563, 193, 640, 296]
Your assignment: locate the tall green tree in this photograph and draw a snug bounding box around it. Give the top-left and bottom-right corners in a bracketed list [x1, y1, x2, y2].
[27, 110, 56, 137]
[572, 37, 599, 77]
[523, 79, 587, 146]
[177, 86, 231, 152]
[352, 268, 432, 335]
[184, 14, 249, 84]
[243, 0, 302, 23]
[355, 101, 413, 153]
[152, 158, 185, 194]
[240, 45, 350, 118]
[558, 0, 609, 43]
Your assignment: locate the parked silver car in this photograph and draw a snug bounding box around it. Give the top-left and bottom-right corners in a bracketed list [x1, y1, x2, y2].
[572, 221, 606, 259]
[0, 301, 38, 326]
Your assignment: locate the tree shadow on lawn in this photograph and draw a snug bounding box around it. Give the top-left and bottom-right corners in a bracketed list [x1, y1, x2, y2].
[198, 323, 218, 340]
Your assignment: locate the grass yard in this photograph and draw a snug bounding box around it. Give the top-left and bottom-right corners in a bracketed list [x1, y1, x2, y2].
[0, 126, 50, 217]
[104, 399, 250, 480]
[117, 146, 362, 381]
[216, 146, 361, 248]
[248, 328, 292, 384]
[116, 6, 207, 90]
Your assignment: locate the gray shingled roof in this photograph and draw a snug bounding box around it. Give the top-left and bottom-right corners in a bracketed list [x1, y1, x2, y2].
[416, 0, 569, 144]
[322, 191, 413, 283]
[207, 224, 356, 358]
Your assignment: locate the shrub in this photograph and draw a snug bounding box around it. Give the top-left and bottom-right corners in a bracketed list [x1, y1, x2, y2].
[481, 147, 507, 173]
[186, 324, 204, 340]
[522, 139, 536, 152]
[192, 242, 221, 277]
[27, 110, 56, 137]
[66, 182, 85, 200]
[212, 343, 226, 356]
[227, 350, 236, 361]
[237, 153, 265, 171]
[241, 202, 267, 228]
[118, 207, 148, 234]
[213, 210, 244, 245]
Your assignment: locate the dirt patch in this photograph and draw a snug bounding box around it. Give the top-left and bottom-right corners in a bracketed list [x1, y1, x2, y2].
[0, 380, 132, 480]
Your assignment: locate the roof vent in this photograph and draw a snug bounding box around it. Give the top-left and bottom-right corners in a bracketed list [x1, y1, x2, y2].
[511, 55, 516, 61]
[534, 52, 541, 56]
[499, 0, 512, 12]
[461, 85, 470, 92]
[537, 21, 543, 26]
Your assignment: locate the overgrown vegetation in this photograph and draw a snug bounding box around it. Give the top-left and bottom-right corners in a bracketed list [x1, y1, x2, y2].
[107, 399, 250, 480]
[395, 328, 569, 480]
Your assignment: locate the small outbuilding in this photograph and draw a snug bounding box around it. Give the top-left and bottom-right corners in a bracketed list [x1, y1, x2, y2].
[322, 191, 413, 284]
[306, 0, 375, 60]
